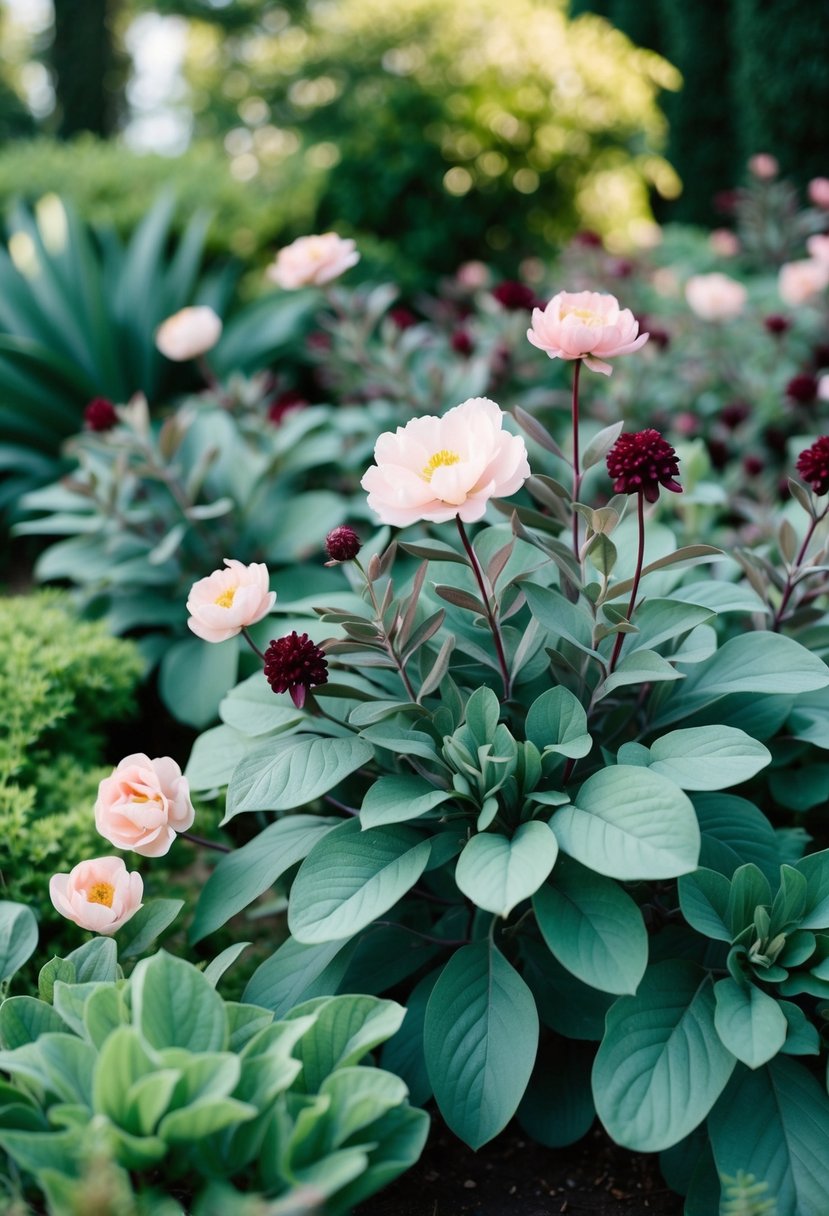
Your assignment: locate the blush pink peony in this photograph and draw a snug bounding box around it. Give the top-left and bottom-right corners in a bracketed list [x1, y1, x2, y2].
[527, 290, 649, 376]
[808, 178, 829, 209]
[267, 233, 359, 290]
[361, 396, 529, 526]
[187, 558, 276, 643]
[778, 259, 829, 307]
[155, 306, 222, 361]
[95, 753, 195, 858]
[685, 273, 747, 321]
[807, 235, 829, 265]
[50, 856, 143, 934]
[748, 153, 779, 180]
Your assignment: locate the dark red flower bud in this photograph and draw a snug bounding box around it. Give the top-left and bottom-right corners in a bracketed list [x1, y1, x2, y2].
[706, 438, 731, 470]
[609, 258, 634, 279]
[306, 331, 332, 353]
[84, 397, 118, 432]
[606, 429, 682, 503]
[813, 343, 829, 369]
[491, 280, 536, 312]
[263, 632, 328, 708]
[721, 400, 751, 430]
[743, 454, 764, 476]
[714, 189, 740, 215]
[786, 374, 819, 404]
[764, 314, 791, 335]
[451, 329, 474, 357]
[573, 230, 603, 249]
[796, 436, 829, 495]
[268, 390, 308, 425]
[389, 306, 417, 330]
[325, 525, 362, 563]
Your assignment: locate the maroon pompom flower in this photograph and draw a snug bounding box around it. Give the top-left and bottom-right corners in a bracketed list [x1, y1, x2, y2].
[491, 280, 537, 312]
[325, 525, 362, 563]
[263, 632, 328, 708]
[796, 436, 829, 496]
[764, 314, 791, 336]
[389, 306, 417, 330]
[606, 429, 682, 503]
[84, 397, 118, 432]
[786, 373, 819, 404]
[451, 329, 474, 357]
[268, 390, 308, 425]
[743, 454, 764, 476]
[721, 400, 751, 430]
[573, 230, 603, 249]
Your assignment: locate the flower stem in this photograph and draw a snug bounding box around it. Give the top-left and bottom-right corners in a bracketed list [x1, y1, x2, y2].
[571, 358, 583, 559]
[353, 558, 418, 701]
[241, 626, 267, 663]
[455, 515, 512, 699]
[772, 503, 829, 630]
[180, 831, 231, 853]
[609, 490, 646, 673]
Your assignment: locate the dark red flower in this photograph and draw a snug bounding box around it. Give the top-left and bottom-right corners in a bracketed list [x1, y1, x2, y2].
[389, 306, 417, 330]
[706, 438, 730, 470]
[714, 189, 740, 215]
[786, 373, 819, 404]
[721, 400, 751, 429]
[606, 429, 682, 503]
[325, 525, 362, 563]
[263, 632, 328, 708]
[764, 314, 791, 335]
[268, 390, 308, 425]
[796, 436, 829, 496]
[743, 454, 764, 476]
[84, 397, 118, 432]
[306, 331, 332, 353]
[451, 329, 474, 357]
[491, 280, 536, 311]
[609, 257, 634, 279]
[573, 230, 603, 249]
[813, 343, 829, 369]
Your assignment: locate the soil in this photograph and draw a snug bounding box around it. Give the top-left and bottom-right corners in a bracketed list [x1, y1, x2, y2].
[356, 1121, 683, 1216]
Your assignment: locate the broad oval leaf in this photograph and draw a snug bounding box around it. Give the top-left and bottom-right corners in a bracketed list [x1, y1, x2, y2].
[0, 902, 38, 983]
[424, 941, 538, 1149]
[131, 951, 227, 1053]
[524, 687, 591, 758]
[713, 978, 787, 1069]
[646, 727, 771, 790]
[224, 735, 374, 821]
[360, 775, 453, 829]
[455, 821, 559, 918]
[592, 960, 736, 1151]
[552, 766, 700, 880]
[288, 819, 431, 944]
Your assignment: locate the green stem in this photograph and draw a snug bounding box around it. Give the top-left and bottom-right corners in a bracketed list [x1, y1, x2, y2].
[455, 516, 512, 699]
[609, 490, 646, 673]
[571, 358, 583, 559]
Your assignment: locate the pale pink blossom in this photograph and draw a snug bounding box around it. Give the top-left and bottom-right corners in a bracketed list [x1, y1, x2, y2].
[807, 234, 829, 265]
[685, 273, 747, 321]
[808, 178, 829, 209]
[456, 260, 492, 290]
[748, 153, 779, 180]
[361, 396, 529, 527]
[95, 754, 195, 858]
[267, 233, 359, 290]
[527, 290, 649, 376]
[155, 307, 222, 361]
[778, 259, 829, 307]
[50, 857, 143, 935]
[187, 559, 276, 644]
[709, 228, 741, 258]
[818, 375, 829, 403]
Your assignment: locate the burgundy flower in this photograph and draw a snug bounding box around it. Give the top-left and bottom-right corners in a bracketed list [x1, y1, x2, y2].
[796, 436, 829, 496]
[573, 230, 603, 249]
[764, 314, 791, 336]
[389, 306, 417, 330]
[268, 389, 308, 425]
[786, 373, 819, 404]
[263, 632, 328, 708]
[743, 454, 764, 476]
[813, 343, 829, 369]
[325, 525, 362, 563]
[491, 280, 537, 312]
[706, 438, 731, 470]
[714, 189, 740, 215]
[451, 329, 474, 357]
[606, 429, 682, 503]
[721, 400, 751, 430]
[84, 397, 118, 432]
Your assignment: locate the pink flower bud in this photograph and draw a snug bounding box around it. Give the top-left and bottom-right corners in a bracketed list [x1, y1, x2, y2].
[748, 153, 779, 180]
[50, 857, 143, 934]
[267, 233, 359, 290]
[808, 178, 829, 209]
[187, 559, 276, 644]
[95, 753, 195, 858]
[155, 307, 222, 361]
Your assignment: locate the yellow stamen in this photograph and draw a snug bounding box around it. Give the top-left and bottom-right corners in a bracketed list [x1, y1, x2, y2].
[87, 882, 115, 908]
[563, 307, 603, 325]
[422, 449, 461, 482]
[215, 588, 236, 609]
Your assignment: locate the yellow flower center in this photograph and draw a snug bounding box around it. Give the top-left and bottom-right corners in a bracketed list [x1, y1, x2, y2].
[562, 306, 604, 326]
[215, 588, 236, 609]
[422, 449, 461, 482]
[87, 882, 115, 908]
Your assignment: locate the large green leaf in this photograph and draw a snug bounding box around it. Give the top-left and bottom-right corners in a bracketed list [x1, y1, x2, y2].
[552, 766, 700, 880]
[524, 687, 592, 758]
[533, 857, 648, 995]
[223, 736, 373, 822]
[288, 995, 405, 1093]
[0, 902, 38, 983]
[184, 724, 252, 792]
[713, 978, 787, 1069]
[517, 1038, 596, 1148]
[288, 820, 431, 944]
[423, 941, 538, 1148]
[592, 960, 736, 1151]
[219, 673, 306, 737]
[644, 727, 771, 790]
[709, 1058, 829, 1216]
[693, 794, 780, 882]
[455, 822, 559, 917]
[360, 775, 453, 829]
[160, 636, 239, 729]
[242, 936, 356, 1016]
[131, 952, 227, 1053]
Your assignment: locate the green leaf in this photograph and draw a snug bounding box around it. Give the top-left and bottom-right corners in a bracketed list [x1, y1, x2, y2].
[552, 766, 700, 880]
[0, 997, 66, 1050]
[522, 582, 598, 657]
[524, 687, 592, 758]
[288, 819, 431, 944]
[117, 899, 184, 960]
[594, 649, 684, 698]
[65, 936, 118, 983]
[380, 969, 440, 1107]
[644, 727, 771, 790]
[456, 822, 559, 918]
[93, 1025, 157, 1127]
[709, 1058, 829, 1216]
[592, 961, 736, 1151]
[517, 1038, 596, 1148]
[693, 794, 780, 883]
[727, 864, 772, 939]
[360, 775, 453, 829]
[0, 901, 38, 983]
[713, 978, 787, 1069]
[191, 816, 340, 943]
[242, 937, 356, 1017]
[622, 599, 715, 653]
[223, 736, 373, 822]
[160, 1097, 257, 1142]
[160, 636, 239, 729]
[288, 995, 405, 1093]
[219, 672, 305, 736]
[424, 941, 538, 1149]
[533, 857, 648, 995]
[184, 724, 252, 792]
[678, 869, 733, 942]
[794, 849, 829, 929]
[131, 951, 227, 1053]
[203, 943, 251, 988]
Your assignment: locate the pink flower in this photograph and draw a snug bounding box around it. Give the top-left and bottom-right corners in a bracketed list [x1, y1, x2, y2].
[748, 153, 779, 180]
[527, 290, 649, 376]
[361, 396, 529, 526]
[155, 307, 222, 361]
[50, 857, 143, 935]
[95, 753, 195, 858]
[187, 558, 276, 644]
[778, 259, 829, 307]
[709, 228, 741, 258]
[808, 178, 829, 209]
[807, 234, 829, 265]
[818, 374, 829, 403]
[267, 233, 359, 290]
[685, 273, 747, 321]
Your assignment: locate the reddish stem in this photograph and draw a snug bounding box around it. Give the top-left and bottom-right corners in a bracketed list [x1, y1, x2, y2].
[609, 490, 646, 673]
[571, 358, 583, 558]
[772, 504, 828, 630]
[456, 515, 512, 699]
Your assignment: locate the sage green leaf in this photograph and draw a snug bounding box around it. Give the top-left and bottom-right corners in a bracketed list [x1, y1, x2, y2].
[533, 858, 648, 995]
[424, 941, 538, 1148]
[0, 1128, 80, 1176]
[517, 1038, 596, 1148]
[131, 951, 227, 1053]
[160, 1097, 257, 1142]
[623, 599, 715, 653]
[709, 1058, 829, 1216]
[645, 727, 771, 790]
[0, 901, 37, 983]
[117, 899, 184, 959]
[524, 687, 592, 758]
[794, 849, 829, 929]
[713, 978, 787, 1069]
[332, 1103, 431, 1214]
[185, 723, 251, 792]
[552, 766, 700, 880]
[694, 794, 780, 882]
[203, 943, 251, 988]
[456, 822, 559, 918]
[594, 650, 684, 698]
[84, 983, 129, 1049]
[33, 1034, 96, 1107]
[360, 775, 453, 829]
[219, 672, 305, 736]
[160, 635, 239, 729]
[126, 1070, 181, 1136]
[191, 816, 341, 943]
[592, 961, 736, 1151]
[678, 869, 733, 942]
[93, 1026, 157, 1126]
[380, 969, 440, 1107]
[0, 997, 66, 1049]
[522, 582, 598, 657]
[224, 736, 373, 821]
[315, 1065, 409, 1148]
[65, 936, 118, 983]
[726, 865, 772, 939]
[778, 1001, 820, 1055]
[242, 936, 356, 1016]
[287, 995, 405, 1093]
[288, 819, 431, 944]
